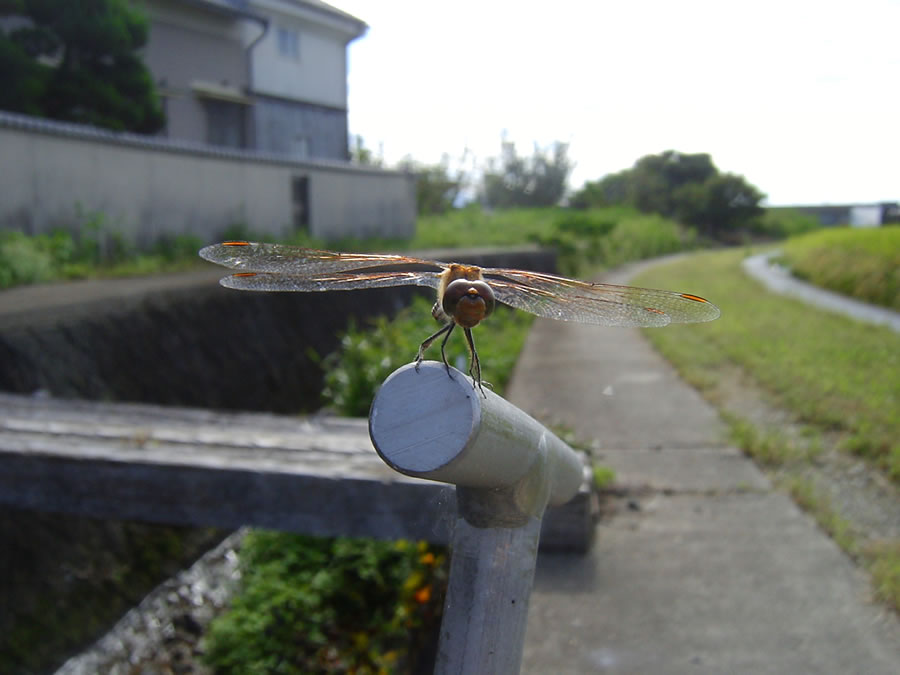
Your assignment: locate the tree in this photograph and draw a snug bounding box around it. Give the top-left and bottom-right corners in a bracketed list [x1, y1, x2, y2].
[630, 151, 717, 215]
[674, 173, 765, 237]
[480, 139, 572, 208]
[0, 0, 164, 133]
[569, 170, 629, 209]
[349, 135, 383, 166]
[571, 150, 765, 239]
[398, 153, 469, 215]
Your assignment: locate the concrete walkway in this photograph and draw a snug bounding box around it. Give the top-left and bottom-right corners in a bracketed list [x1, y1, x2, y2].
[743, 251, 900, 333]
[506, 259, 900, 674]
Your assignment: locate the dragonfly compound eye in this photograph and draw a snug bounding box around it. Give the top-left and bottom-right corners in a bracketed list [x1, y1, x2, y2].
[442, 279, 495, 328]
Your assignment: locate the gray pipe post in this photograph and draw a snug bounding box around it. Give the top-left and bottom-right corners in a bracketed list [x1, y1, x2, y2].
[369, 361, 585, 674]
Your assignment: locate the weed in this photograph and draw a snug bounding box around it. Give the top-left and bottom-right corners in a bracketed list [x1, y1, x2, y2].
[724, 413, 796, 467]
[592, 465, 616, 490]
[863, 539, 900, 612]
[783, 477, 858, 555]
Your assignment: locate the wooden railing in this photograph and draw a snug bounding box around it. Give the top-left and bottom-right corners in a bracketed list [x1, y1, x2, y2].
[0, 363, 594, 674]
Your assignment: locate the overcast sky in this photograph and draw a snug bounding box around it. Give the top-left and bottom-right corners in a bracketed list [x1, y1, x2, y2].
[335, 0, 898, 206]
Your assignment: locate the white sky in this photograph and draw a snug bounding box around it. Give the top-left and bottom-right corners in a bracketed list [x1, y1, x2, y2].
[335, 0, 899, 206]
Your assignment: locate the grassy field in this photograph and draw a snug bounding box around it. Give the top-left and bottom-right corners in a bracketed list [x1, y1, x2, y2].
[633, 248, 899, 479]
[0, 206, 697, 287]
[777, 225, 900, 310]
[632, 247, 900, 609]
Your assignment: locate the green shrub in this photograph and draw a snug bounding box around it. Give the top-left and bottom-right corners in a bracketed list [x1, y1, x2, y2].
[756, 209, 821, 239]
[152, 233, 205, 262]
[0, 222, 213, 287]
[0, 231, 58, 287]
[321, 296, 533, 416]
[598, 212, 694, 267]
[203, 533, 447, 674]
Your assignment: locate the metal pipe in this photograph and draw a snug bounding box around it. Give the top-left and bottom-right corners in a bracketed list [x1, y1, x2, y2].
[368, 361, 584, 515]
[369, 361, 587, 673]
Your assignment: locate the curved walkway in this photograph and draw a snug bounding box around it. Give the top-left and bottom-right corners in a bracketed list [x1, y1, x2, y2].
[507, 257, 900, 674]
[742, 251, 900, 333]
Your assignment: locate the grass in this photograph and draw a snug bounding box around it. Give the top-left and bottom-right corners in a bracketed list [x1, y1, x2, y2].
[865, 539, 900, 611]
[633, 248, 900, 481]
[0, 228, 205, 288]
[410, 205, 695, 276]
[632, 247, 900, 610]
[784, 476, 900, 611]
[2, 205, 698, 289]
[777, 225, 900, 310]
[785, 477, 858, 555]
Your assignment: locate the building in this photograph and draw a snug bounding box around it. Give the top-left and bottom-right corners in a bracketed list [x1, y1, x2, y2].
[778, 203, 900, 227]
[144, 0, 366, 161]
[0, 1, 415, 243]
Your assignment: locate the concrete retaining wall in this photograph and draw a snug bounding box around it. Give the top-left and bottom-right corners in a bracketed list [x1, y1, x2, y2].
[0, 111, 416, 244]
[0, 247, 555, 412]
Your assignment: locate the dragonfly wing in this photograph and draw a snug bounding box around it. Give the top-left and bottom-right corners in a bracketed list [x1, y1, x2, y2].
[220, 270, 442, 292]
[200, 241, 443, 275]
[485, 269, 720, 327]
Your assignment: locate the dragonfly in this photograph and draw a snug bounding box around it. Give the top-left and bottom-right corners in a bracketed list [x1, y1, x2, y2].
[199, 241, 720, 394]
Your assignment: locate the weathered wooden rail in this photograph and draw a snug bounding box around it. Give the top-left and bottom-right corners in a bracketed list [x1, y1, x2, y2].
[0, 362, 595, 674]
[0, 391, 456, 542]
[0, 388, 593, 552]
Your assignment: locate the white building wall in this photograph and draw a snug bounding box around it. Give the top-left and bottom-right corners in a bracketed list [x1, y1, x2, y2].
[849, 206, 881, 227]
[249, 20, 348, 107]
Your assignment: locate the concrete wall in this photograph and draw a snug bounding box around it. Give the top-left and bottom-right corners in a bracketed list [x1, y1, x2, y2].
[0, 111, 416, 243]
[0, 248, 556, 411]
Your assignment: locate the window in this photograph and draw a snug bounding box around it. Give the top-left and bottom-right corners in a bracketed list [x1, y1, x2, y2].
[277, 27, 299, 59]
[204, 101, 245, 148]
[290, 135, 309, 159]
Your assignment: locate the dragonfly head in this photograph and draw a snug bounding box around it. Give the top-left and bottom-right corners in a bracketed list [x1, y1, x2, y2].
[442, 279, 495, 328]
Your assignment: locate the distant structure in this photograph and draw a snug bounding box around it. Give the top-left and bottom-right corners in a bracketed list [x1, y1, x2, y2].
[144, 0, 367, 161]
[0, 1, 417, 243]
[773, 202, 900, 227]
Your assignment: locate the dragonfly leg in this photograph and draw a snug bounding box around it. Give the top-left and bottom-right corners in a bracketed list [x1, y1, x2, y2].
[438, 322, 457, 377]
[416, 322, 454, 375]
[463, 327, 487, 397]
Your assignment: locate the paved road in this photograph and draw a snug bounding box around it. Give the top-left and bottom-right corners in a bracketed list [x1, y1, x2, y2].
[507, 258, 900, 675]
[743, 251, 900, 333]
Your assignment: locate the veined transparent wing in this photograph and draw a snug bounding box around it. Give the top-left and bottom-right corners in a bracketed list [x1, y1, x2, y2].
[219, 270, 443, 293]
[199, 241, 443, 276]
[484, 268, 720, 327]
